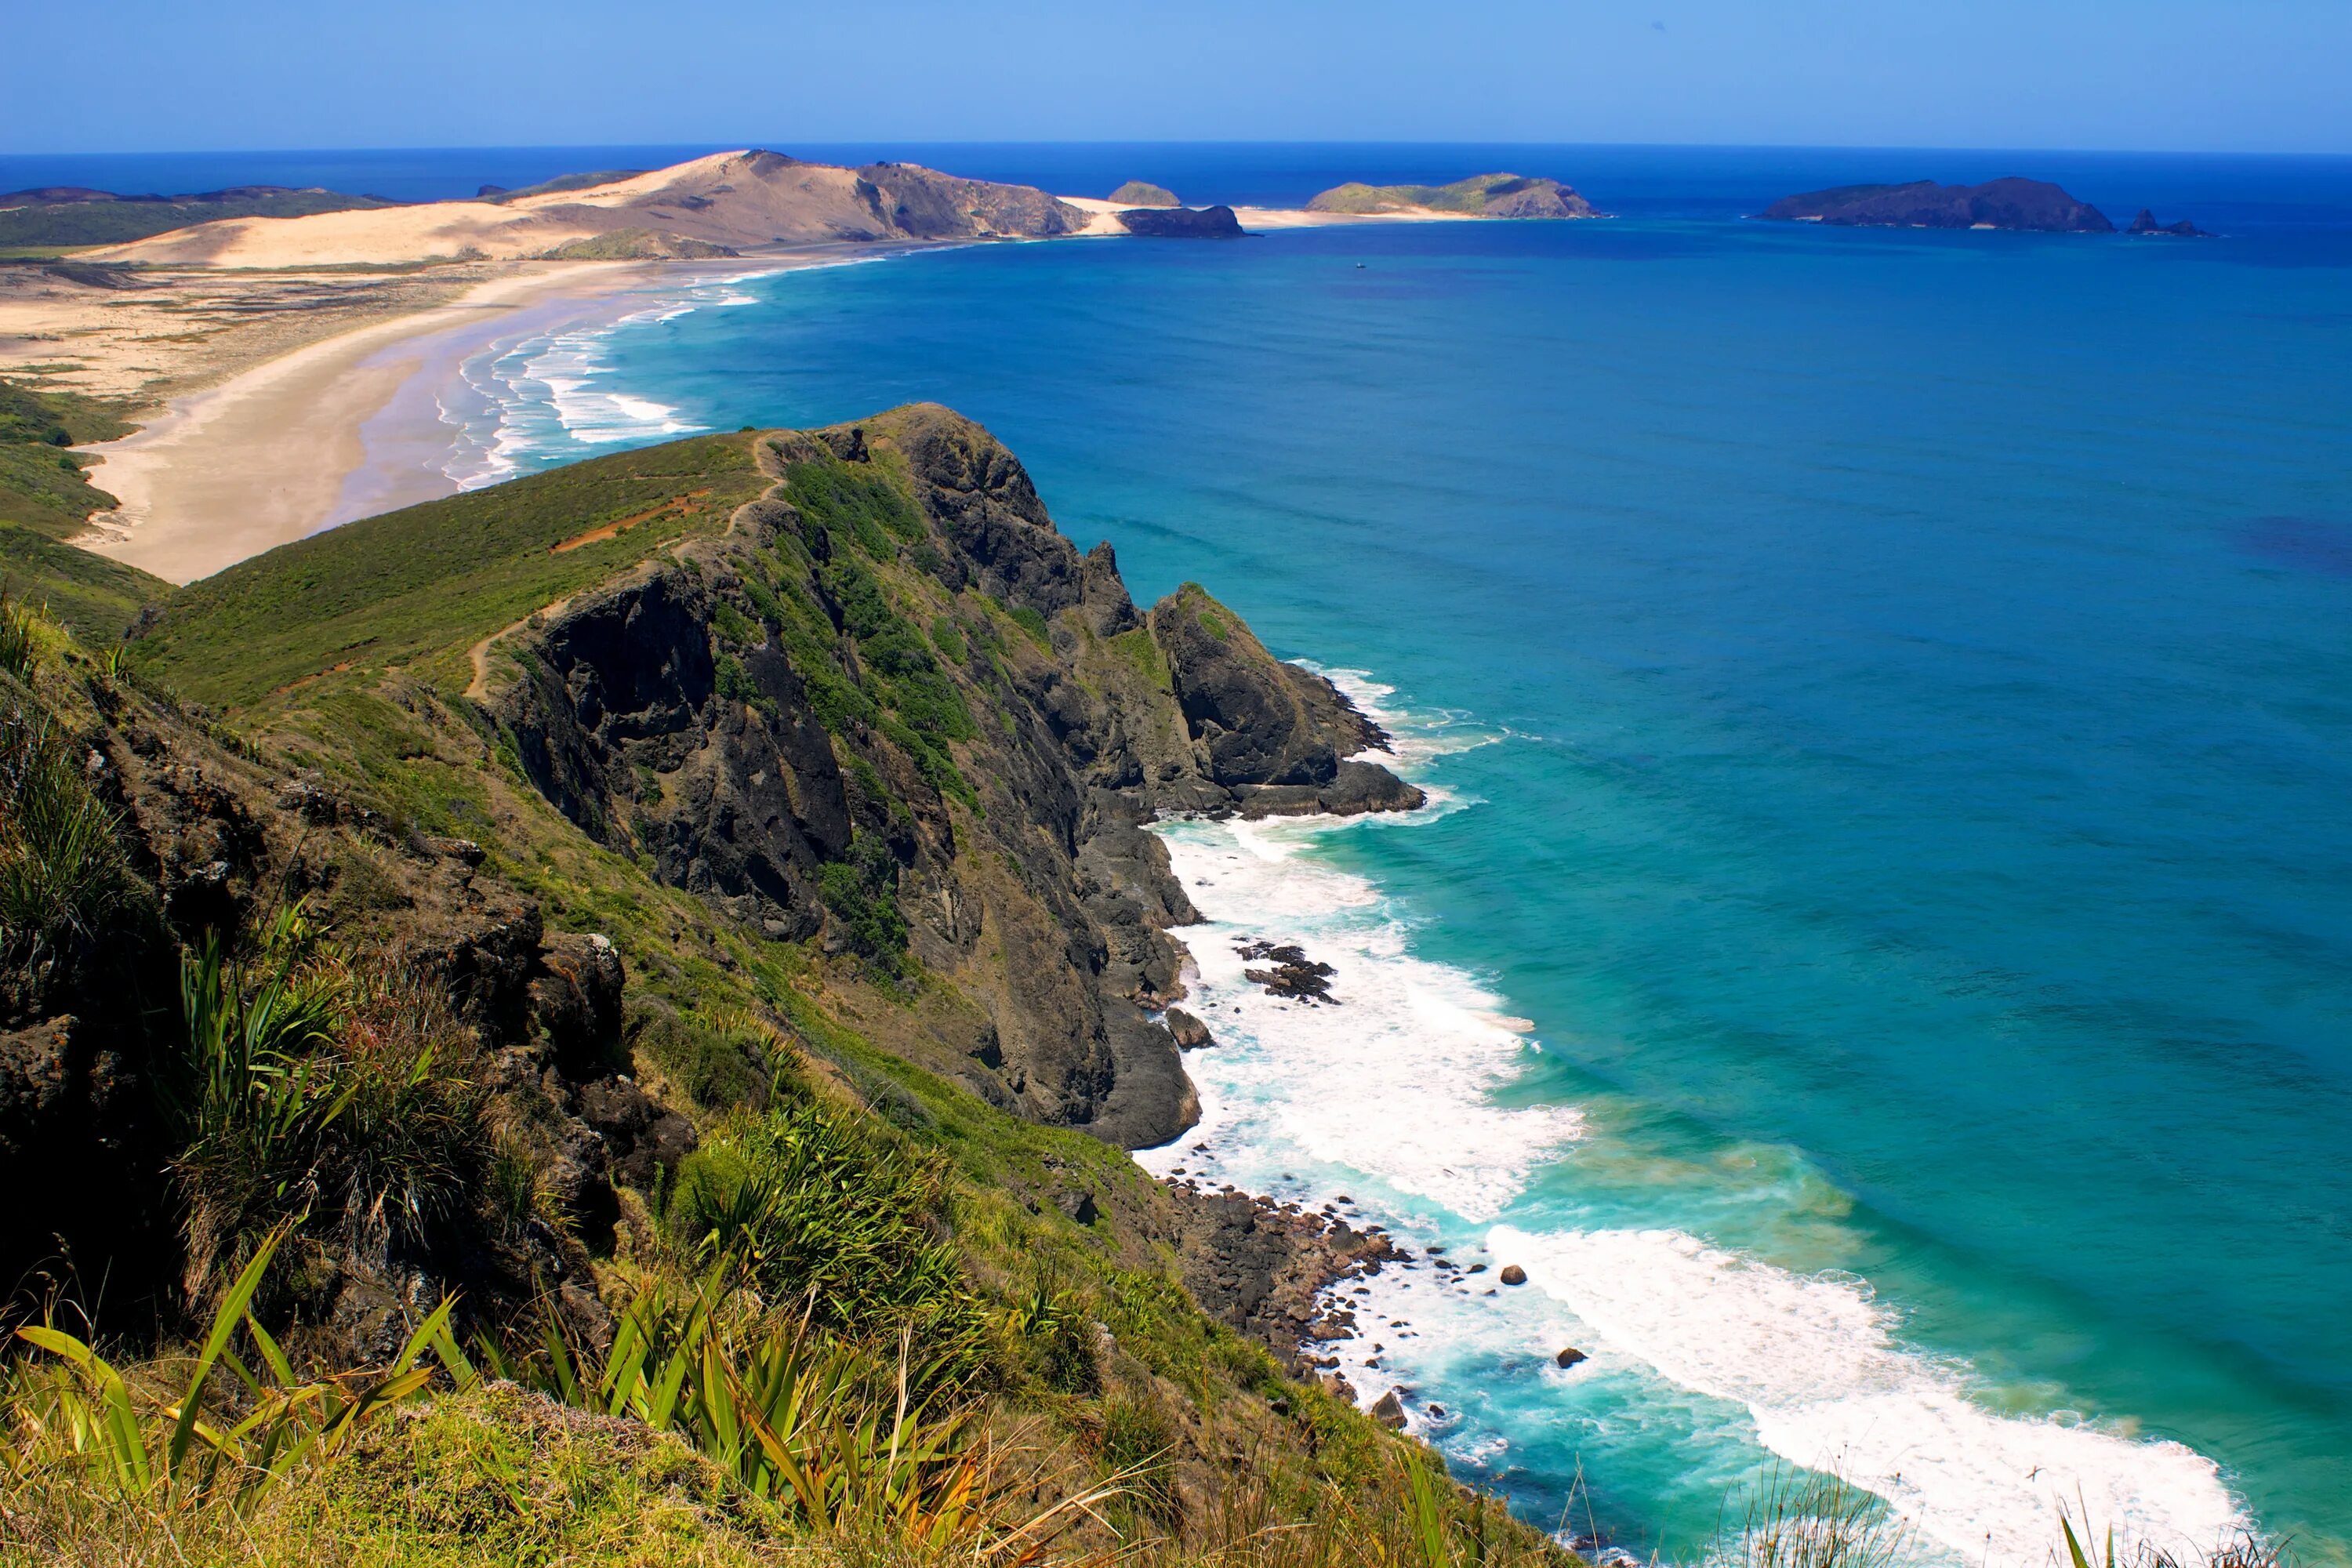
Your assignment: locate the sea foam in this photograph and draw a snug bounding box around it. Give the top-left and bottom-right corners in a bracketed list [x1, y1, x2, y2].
[1142, 667, 2249, 1567]
[1486, 1223, 2249, 1564]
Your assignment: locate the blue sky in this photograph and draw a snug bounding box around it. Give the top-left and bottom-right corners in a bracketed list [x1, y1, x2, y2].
[6, 0, 2347, 154]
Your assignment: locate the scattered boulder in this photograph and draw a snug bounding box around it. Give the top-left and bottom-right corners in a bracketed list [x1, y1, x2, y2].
[1499, 1264, 1528, 1286]
[1055, 1189, 1100, 1226]
[1317, 759, 1427, 816]
[1555, 1346, 1588, 1368]
[1370, 1388, 1408, 1428]
[1163, 1007, 1215, 1050]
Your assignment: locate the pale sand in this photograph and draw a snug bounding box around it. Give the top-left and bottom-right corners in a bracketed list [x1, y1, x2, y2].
[73, 262, 655, 583]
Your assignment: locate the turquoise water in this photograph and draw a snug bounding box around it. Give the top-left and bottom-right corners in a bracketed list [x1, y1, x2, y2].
[422, 150, 2352, 1559]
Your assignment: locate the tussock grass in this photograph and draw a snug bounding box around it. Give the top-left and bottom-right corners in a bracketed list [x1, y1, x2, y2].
[164, 904, 519, 1306]
[0, 675, 145, 992]
[666, 1101, 993, 1387]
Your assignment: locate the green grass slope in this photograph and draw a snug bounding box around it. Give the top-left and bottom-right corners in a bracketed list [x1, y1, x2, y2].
[0, 188, 397, 251]
[137, 432, 766, 705]
[0, 379, 166, 641]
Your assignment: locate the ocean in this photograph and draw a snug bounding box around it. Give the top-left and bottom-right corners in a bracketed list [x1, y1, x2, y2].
[36, 143, 2352, 1560]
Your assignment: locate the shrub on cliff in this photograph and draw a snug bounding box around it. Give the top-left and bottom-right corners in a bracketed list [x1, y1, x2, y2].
[0, 681, 147, 1007]
[665, 1098, 993, 1387]
[162, 906, 524, 1310]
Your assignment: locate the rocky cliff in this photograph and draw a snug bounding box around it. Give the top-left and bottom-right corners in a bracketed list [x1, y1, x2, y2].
[10, 401, 1422, 1356]
[1760, 177, 2114, 233]
[488, 407, 1417, 1151]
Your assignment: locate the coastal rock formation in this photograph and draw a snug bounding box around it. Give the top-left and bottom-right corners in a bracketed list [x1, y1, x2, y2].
[488, 406, 1421, 1149]
[2129, 208, 2210, 238]
[1163, 1185, 1400, 1367]
[1116, 205, 1245, 238]
[1307, 173, 1596, 219]
[1237, 940, 1339, 1004]
[1759, 178, 2113, 233]
[90, 150, 1093, 268]
[1148, 580, 1418, 815]
[1163, 1007, 1215, 1049]
[1109, 180, 1181, 208]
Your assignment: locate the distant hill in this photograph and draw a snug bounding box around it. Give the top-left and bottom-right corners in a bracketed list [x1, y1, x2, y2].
[1109, 180, 1179, 208]
[0, 184, 398, 250]
[1306, 173, 1595, 219]
[1759, 178, 2112, 233]
[93, 151, 1094, 267]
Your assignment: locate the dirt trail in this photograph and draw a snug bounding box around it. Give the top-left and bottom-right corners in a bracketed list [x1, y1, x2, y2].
[464, 597, 574, 702]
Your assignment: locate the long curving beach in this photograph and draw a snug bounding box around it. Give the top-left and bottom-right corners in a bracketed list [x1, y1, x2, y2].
[63, 254, 855, 584]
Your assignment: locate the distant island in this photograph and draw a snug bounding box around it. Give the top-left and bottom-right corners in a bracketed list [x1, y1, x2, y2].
[1109, 180, 1179, 208]
[1759, 177, 2113, 233]
[2129, 208, 2210, 238]
[1307, 172, 1596, 220]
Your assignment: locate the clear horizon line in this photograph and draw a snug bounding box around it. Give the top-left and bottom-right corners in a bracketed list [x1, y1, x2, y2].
[7, 136, 2351, 162]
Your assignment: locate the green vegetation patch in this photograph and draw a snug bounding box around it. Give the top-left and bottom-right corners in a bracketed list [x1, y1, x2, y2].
[817, 833, 909, 969]
[1308, 173, 1542, 214]
[0, 190, 399, 250]
[666, 1095, 992, 1381]
[137, 434, 764, 707]
[0, 380, 162, 641]
[0, 521, 169, 644]
[256, 1383, 779, 1566]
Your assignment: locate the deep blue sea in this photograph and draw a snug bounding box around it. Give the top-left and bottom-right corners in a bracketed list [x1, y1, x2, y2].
[32, 143, 2352, 1561]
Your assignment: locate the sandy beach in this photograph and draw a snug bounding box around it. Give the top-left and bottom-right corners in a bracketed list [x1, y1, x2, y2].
[61, 252, 854, 584]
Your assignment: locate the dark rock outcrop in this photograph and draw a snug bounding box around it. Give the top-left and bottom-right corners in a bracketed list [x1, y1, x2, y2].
[1237, 940, 1339, 1004]
[1116, 205, 1245, 238]
[1760, 177, 2112, 233]
[1165, 1185, 1399, 1368]
[1163, 1007, 1214, 1050]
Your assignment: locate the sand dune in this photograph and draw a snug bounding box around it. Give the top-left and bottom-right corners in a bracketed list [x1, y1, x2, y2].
[96, 151, 1091, 269]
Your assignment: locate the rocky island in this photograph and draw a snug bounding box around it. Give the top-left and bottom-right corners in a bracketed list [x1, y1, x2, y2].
[1307, 172, 1597, 219]
[2129, 208, 2211, 237]
[1759, 176, 2114, 233]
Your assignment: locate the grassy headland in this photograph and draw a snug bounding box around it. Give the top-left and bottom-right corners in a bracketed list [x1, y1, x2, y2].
[0, 378, 168, 641]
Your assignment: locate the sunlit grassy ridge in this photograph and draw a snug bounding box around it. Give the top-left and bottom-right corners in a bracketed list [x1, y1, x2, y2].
[137, 432, 765, 705]
[0, 379, 165, 641]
